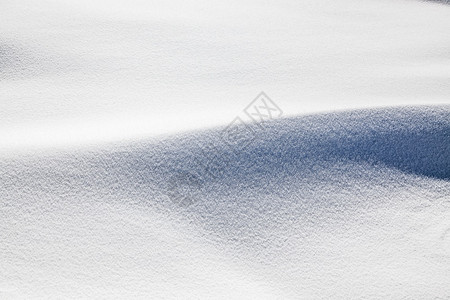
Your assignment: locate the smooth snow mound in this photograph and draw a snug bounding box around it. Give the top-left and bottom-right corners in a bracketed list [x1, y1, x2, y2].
[1, 106, 449, 299]
[1, 0, 450, 149]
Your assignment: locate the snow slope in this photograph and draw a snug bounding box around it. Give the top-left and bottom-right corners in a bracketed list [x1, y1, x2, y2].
[1, 106, 449, 298]
[1, 0, 450, 298]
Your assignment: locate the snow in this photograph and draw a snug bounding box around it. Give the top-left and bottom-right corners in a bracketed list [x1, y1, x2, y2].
[1, 0, 450, 298]
[1, 0, 450, 150]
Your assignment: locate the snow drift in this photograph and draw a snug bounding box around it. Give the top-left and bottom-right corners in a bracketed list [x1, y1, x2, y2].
[1, 0, 450, 298]
[1, 106, 449, 299]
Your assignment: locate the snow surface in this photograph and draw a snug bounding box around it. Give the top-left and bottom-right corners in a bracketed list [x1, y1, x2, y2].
[1, 0, 450, 150]
[1, 106, 450, 299]
[1, 0, 450, 299]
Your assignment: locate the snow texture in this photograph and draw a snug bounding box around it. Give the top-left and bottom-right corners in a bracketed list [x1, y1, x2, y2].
[1, 106, 450, 299]
[1, 0, 450, 299]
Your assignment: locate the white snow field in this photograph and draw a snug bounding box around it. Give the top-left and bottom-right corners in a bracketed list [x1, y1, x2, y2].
[1, 0, 450, 299]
